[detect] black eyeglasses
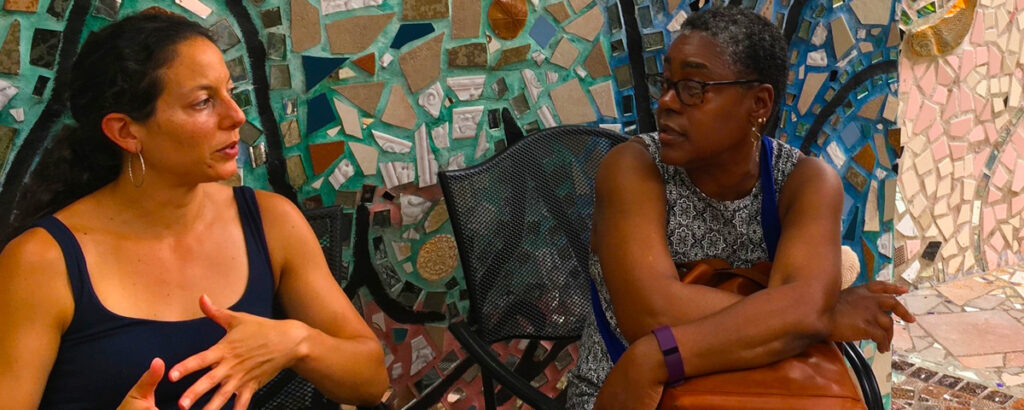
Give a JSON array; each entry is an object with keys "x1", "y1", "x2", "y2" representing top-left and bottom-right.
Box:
[{"x1": 646, "y1": 75, "x2": 760, "y2": 106}]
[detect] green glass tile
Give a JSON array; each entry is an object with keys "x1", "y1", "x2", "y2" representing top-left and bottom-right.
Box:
[
  {"x1": 796, "y1": 122, "x2": 809, "y2": 136},
  {"x1": 813, "y1": 4, "x2": 827, "y2": 18},
  {"x1": 900, "y1": 9, "x2": 912, "y2": 25},
  {"x1": 917, "y1": 2, "x2": 936, "y2": 18},
  {"x1": 856, "y1": 86, "x2": 869, "y2": 99},
  {"x1": 853, "y1": 59, "x2": 865, "y2": 71},
  {"x1": 798, "y1": 20, "x2": 811, "y2": 40}
]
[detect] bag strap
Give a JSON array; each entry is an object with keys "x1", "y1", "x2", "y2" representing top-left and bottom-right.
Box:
[
  {"x1": 590, "y1": 279, "x2": 627, "y2": 362},
  {"x1": 759, "y1": 135, "x2": 781, "y2": 261},
  {"x1": 593, "y1": 135, "x2": 782, "y2": 364}
]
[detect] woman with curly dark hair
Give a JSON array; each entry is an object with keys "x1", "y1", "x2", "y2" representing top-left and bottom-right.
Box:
[
  {"x1": 0, "y1": 13, "x2": 387, "y2": 409},
  {"x1": 565, "y1": 7, "x2": 914, "y2": 409}
]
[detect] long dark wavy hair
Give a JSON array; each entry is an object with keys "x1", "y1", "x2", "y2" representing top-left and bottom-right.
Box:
[{"x1": 1, "y1": 13, "x2": 213, "y2": 244}]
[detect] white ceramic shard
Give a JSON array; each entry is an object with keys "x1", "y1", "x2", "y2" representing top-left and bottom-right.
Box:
[
  {"x1": 328, "y1": 159, "x2": 355, "y2": 189},
  {"x1": 431, "y1": 123, "x2": 450, "y2": 148},
  {"x1": 475, "y1": 130, "x2": 488, "y2": 159},
  {"x1": 0, "y1": 79, "x2": 16, "y2": 111},
  {"x1": 401, "y1": 194, "x2": 430, "y2": 225},
  {"x1": 415, "y1": 125, "x2": 438, "y2": 187},
  {"x1": 372, "y1": 130, "x2": 412, "y2": 153},
  {"x1": 522, "y1": 70, "x2": 543, "y2": 102},
  {"x1": 9, "y1": 107, "x2": 24, "y2": 122},
  {"x1": 418, "y1": 82, "x2": 443, "y2": 118},
  {"x1": 446, "y1": 75, "x2": 486, "y2": 101},
  {"x1": 452, "y1": 106, "x2": 484, "y2": 139},
  {"x1": 176, "y1": 0, "x2": 212, "y2": 18},
  {"x1": 538, "y1": 105, "x2": 557, "y2": 128},
  {"x1": 380, "y1": 162, "x2": 415, "y2": 188},
  {"x1": 322, "y1": 0, "x2": 383, "y2": 15},
  {"x1": 448, "y1": 153, "x2": 466, "y2": 170}
]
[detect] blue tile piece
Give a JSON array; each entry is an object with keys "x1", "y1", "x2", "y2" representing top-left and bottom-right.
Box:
[
  {"x1": 302, "y1": 56, "x2": 349, "y2": 92},
  {"x1": 529, "y1": 15, "x2": 558, "y2": 48},
  {"x1": 843, "y1": 206, "x2": 860, "y2": 242},
  {"x1": 390, "y1": 23, "x2": 435, "y2": 49},
  {"x1": 840, "y1": 121, "x2": 860, "y2": 149},
  {"x1": 393, "y1": 328, "x2": 408, "y2": 344},
  {"x1": 305, "y1": 93, "x2": 337, "y2": 135}
]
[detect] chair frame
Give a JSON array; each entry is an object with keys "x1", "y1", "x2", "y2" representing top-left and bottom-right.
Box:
[{"x1": 439, "y1": 126, "x2": 883, "y2": 410}]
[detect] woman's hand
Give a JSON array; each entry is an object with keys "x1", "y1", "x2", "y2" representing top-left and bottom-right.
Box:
[
  {"x1": 828, "y1": 280, "x2": 915, "y2": 352},
  {"x1": 118, "y1": 358, "x2": 164, "y2": 410},
  {"x1": 594, "y1": 336, "x2": 665, "y2": 410},
  {"x1": 169, "y1": 295, "x2": 310, "y2": 410}
]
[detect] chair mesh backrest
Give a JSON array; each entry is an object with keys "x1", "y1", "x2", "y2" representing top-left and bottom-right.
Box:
[{"x1": 439, "y1": 126, "x2": 627, "y2": 344}]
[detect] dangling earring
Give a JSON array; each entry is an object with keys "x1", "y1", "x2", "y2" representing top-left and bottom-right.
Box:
[
  {"x1": 128, "y1": 146, "x2": 146, "y2": 188},
  {"x1": 750, "y1": 118, "x2": 764, "y2": 158}
]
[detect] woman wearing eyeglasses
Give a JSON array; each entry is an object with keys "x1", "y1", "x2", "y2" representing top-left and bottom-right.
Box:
[{"x1": 565, "y1": 7, "x2": 913, "y2": 409}]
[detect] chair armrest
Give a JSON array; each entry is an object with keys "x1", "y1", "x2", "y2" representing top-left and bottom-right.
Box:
[
  {"x1": 449, "y1": 321, "x2": 561, "y2": 410},
  {"x1": 837, "y1": 341, "x2": 883, "y2": 410}
]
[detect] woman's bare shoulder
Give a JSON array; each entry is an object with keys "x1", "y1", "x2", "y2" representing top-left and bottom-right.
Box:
[{"x1": 0, "y1": 226, "x2": 75, "y2": 327}]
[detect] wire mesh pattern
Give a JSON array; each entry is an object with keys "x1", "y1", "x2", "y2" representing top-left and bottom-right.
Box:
[
  {"x1": 303, "y1": 205, "x2": 352, "y2": 285},
  {"x1": 440, "y1": 126, "x2": 628, "y2": 344}
]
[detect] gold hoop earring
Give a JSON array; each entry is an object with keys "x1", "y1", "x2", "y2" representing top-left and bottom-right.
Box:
[{"x1": 128, "y1": 148, "x2": 146, "y2": 188}]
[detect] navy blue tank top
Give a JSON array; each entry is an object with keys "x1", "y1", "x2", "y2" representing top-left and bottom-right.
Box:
[{"x1": 35, "y1": 186, "x2": 275, "y2": 409}]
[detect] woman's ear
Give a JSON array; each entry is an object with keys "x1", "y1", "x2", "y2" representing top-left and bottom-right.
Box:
[
  {"x1": 751, "y1": 83, "x2": 775, "y2": 121},
  {"x1": 100, "y1": 113, "x2": 143, "y2": 153}
]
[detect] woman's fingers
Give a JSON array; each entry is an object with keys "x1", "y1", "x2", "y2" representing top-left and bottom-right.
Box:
[
  {"x1": 199, "y1": 294, "x2": 238, "y2": 330},
  {"x1": 878, "y1": 294, "x2": 916, "y2": 323},
  {"x1": 169, "y1": 349, "x2": 221, "y2": 382},
  {"x1": 875, "y1": 312, "x2": 895, "y2": 353},
  {"x1": 865, "y1": 280, "x2": 908, "y2": 295},
  {"x1": 128, "y1": 358, "x2": 165, "y2": 399},
  {"x1": 178, "y1": 366, "x2": 226, "y2": 410},
  {"x1": 233, "y1": 382, "x2": 257, "y2": 410},
  {"x1": 201, "y1": 380, "x2": 241, "y2": 410}
]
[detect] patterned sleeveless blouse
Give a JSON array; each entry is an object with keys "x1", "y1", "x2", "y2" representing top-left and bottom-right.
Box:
[{"x1": 565, "y1": 132, "x2": 802, "y2": 409}]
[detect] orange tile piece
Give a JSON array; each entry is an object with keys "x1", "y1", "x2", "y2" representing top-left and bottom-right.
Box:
[
  {"x1": 854, "y1": 145, "x2": 877, "y2": 171},
  {"x1": 309, "y1": 141, "x2": 346, "y2": 175},
  {"x1": 353, "y1": 53, "x2": 376, "y2": 75},
  {"x1": 3, "y1": 0, "x2": 38, "y2": 12}
]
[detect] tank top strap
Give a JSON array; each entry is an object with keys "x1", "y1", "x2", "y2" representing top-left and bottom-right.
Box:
[
  {"x1": 232, "y1": 186, "x2": 276, "y2": 307},
  {"x1": 31, "y1": 216, "x2": 89, "y2": 305}
]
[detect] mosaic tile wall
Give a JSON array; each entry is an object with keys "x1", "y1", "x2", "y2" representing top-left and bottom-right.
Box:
[
  {"x1": 889, "y1": 0, "x2": 1024, "y2": 403},
  {"x1": 0, "y1": 0, "x2": 900, "y2": 407},
  {"x1": 896, "y1": 0, "x2": 1024, "y2": 287}
]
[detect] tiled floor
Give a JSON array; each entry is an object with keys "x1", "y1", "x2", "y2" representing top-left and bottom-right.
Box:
[{"x1": 892, "y1": 264, "x2": 1024, "y2": 408}]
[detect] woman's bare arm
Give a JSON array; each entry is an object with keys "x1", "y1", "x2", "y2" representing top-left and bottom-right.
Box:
[{"x1": 0, "y1": 229, "x2": 74, "y2": 409}]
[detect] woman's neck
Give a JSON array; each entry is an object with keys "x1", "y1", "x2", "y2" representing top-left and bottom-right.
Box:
[
  {"x1": 684, "y1": 140, "x2": 761, "y2": 202},
  {"x1": 96, "y1": 173, "x2": 212, "y2": 236}
]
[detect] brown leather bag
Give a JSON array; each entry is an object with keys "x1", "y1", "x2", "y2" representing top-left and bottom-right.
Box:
[{"x1": 657, "y1": 259, "x2": 866, "y2": 410}]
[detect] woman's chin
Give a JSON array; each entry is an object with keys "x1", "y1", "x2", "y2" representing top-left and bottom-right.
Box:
[{"x1": 210, "y1": 164, "x2": 240, "y2": 183}]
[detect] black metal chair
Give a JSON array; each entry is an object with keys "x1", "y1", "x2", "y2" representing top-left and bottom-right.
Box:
[
  {"x1": 439, "y1": 125, "x2": 628, "y2": 409},
  {"x1": 438, "y1": 125, "x2": 883, "y2": 410},
  {"x1": 248, "y1": 205, "x2": 381, "y2": 410}
]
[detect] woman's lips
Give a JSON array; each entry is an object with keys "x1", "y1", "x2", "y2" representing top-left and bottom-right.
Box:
[
  {"x1": 216, "y1": 141, "x2": 239, "y2": 158},
  {"x1": 658, "y1": 130, "x2": 685, "y2": 144}
]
